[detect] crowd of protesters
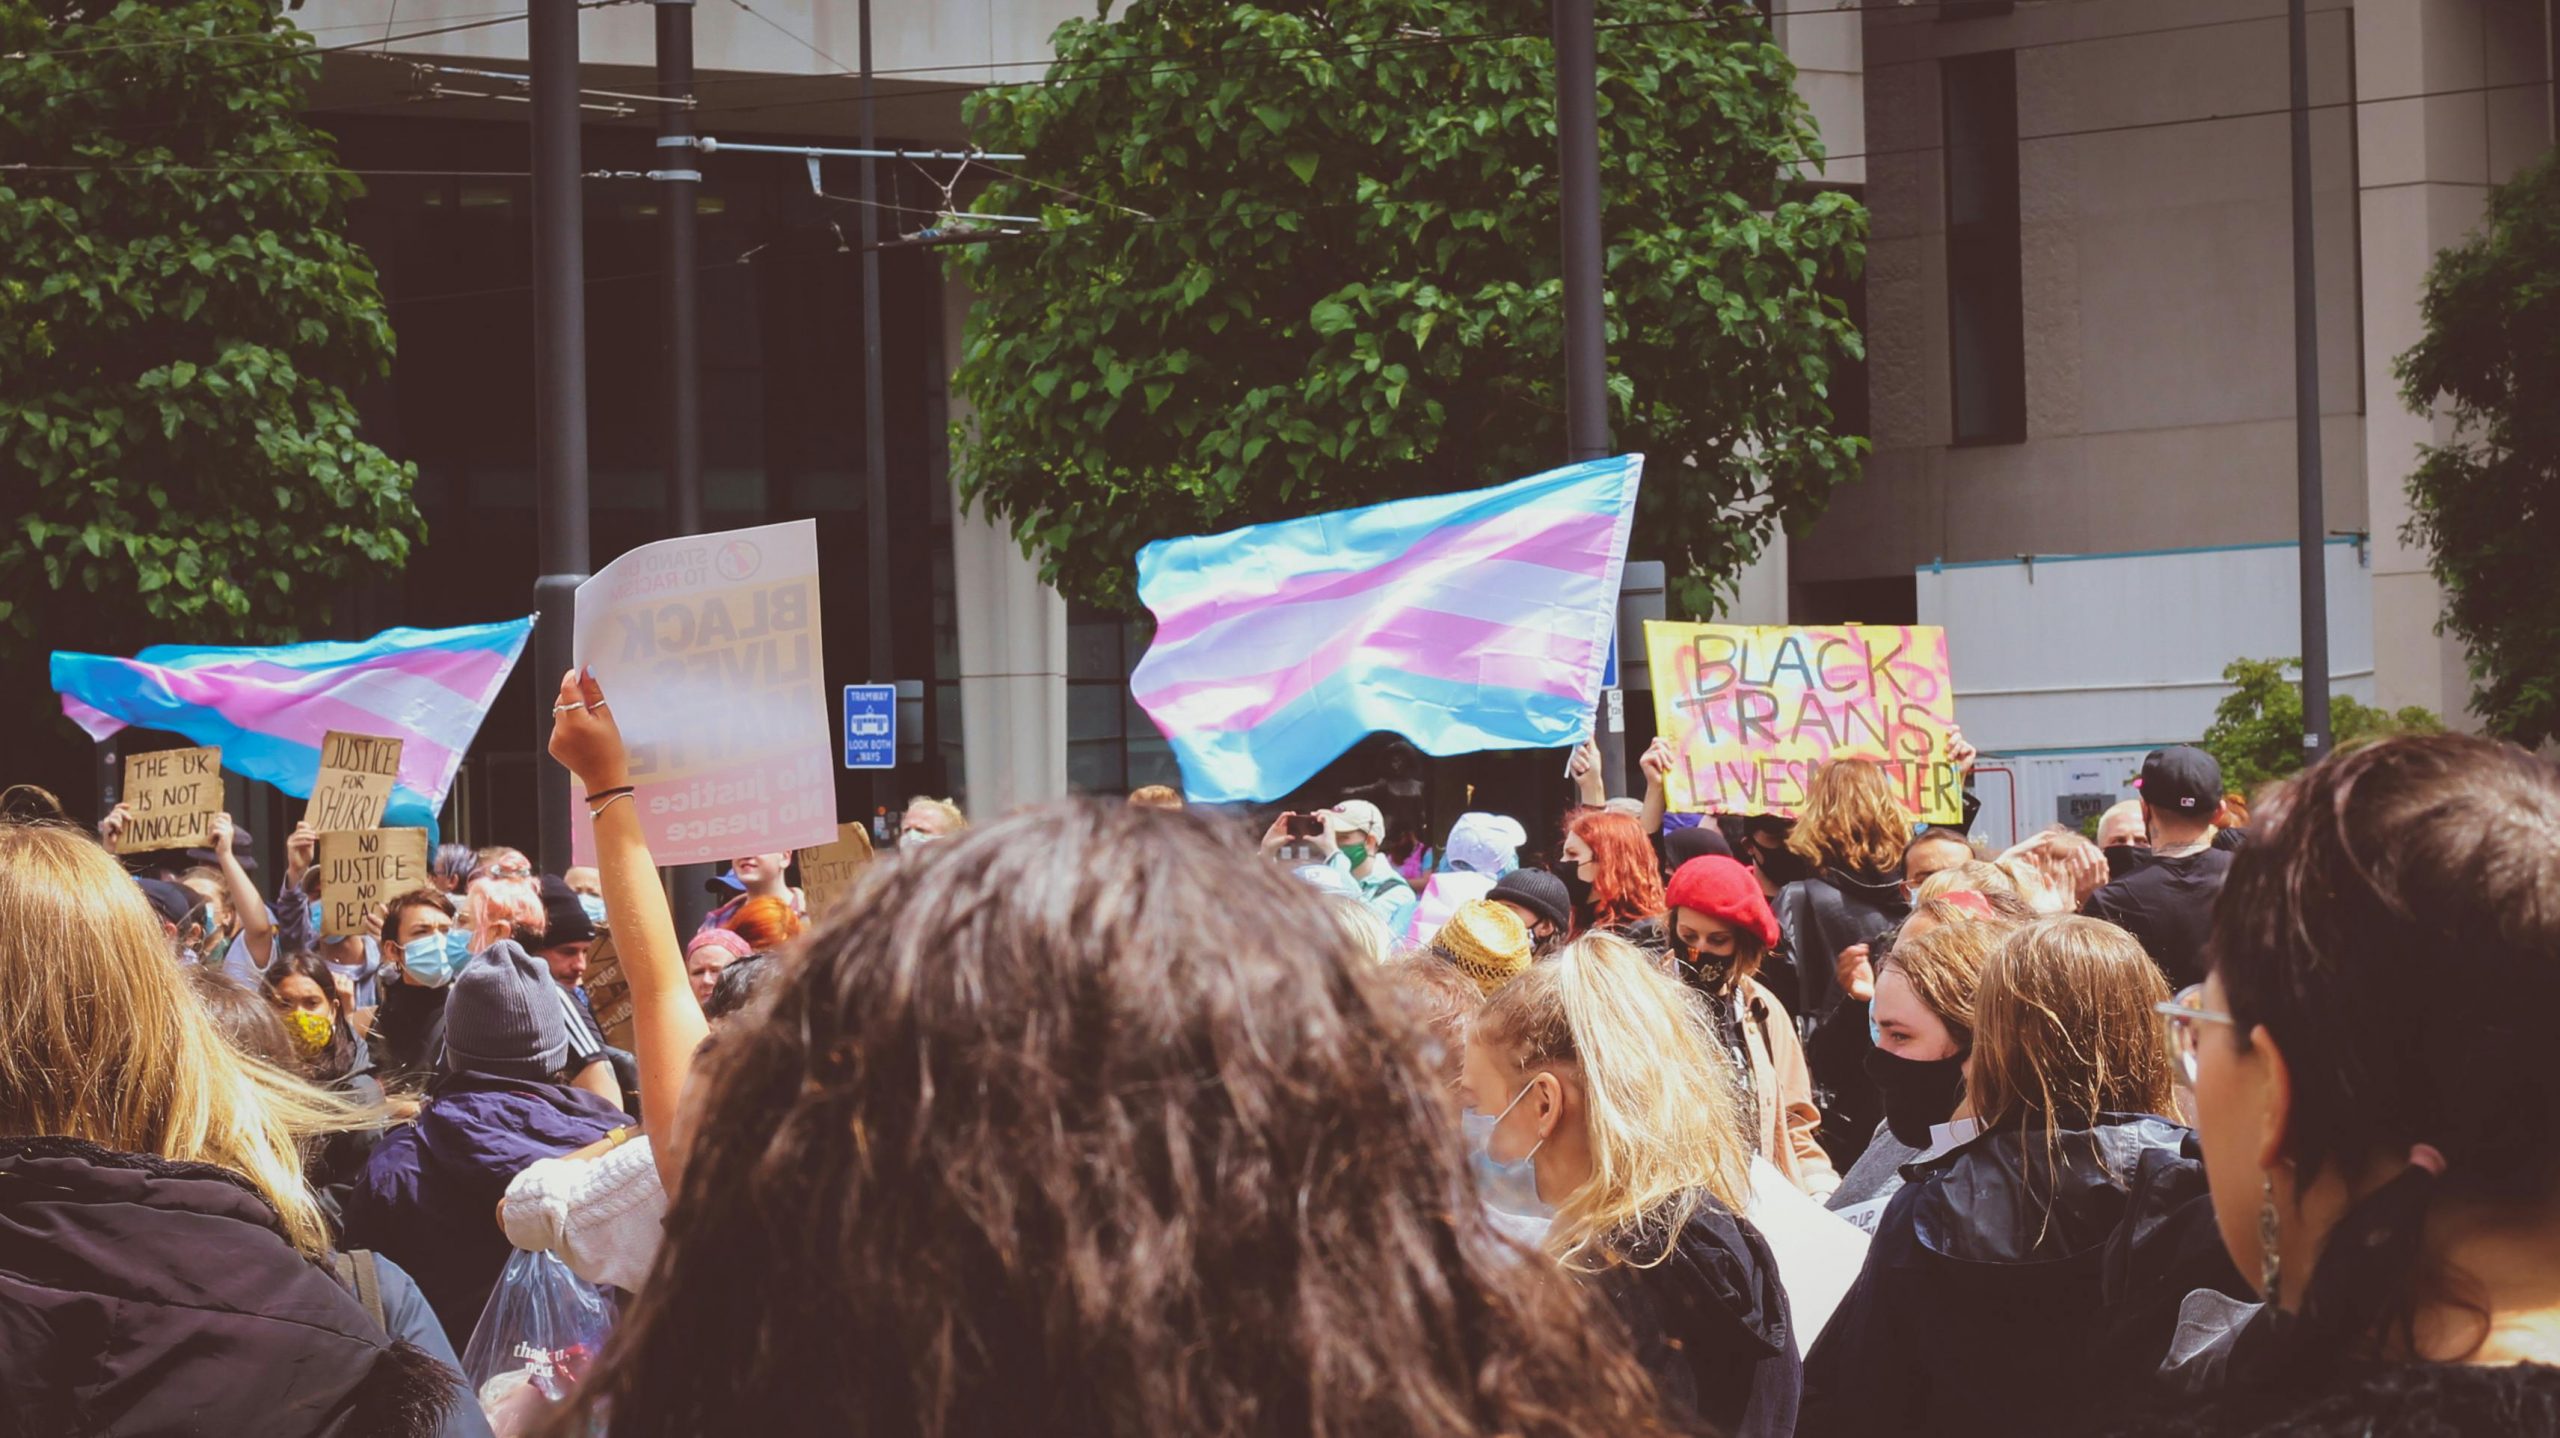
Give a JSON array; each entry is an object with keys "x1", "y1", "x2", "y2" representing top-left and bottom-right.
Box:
[{"x1": 1, "y1": 674, "x2": 2555, "y2": 1436}]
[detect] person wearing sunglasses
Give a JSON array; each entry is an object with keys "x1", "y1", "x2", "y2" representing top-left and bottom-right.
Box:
[{"x1": 2152, "y1": 735, "x2": 2560, "y2": 1432}]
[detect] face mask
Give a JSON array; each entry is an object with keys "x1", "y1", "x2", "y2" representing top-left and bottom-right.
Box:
[
  {"x1": 1678, "y1": 940, "x2": 1737, "y2": 993},
  {"x1": 1554, "y1": 865, "x2": 1593, "y2": 916},
  {"x1": 2103, "y1": 843, "x2": 2153, "y2": 883},
  {"x1": 1338, "y1": 839, "x2": 1370, "y2": 868},
  {"x1": 899, "y1": 830, "x2": 936, "y2": 852},
  {"x1": 1463, "y1": 1082, "x2": 1555, "y2": 1219},
  {"x1": 401, "y1": 931, "x2": 465, "y2": 988},
  {"x1": 286, "y1": 1008, "x2": 334, "y2": 1056},
  {"x1": 578, "y1": 892, "x2": 608, "y2": 926},
  {"x1": 1865, "y1": 1044, "x2": 1968, "y2": 1149}
]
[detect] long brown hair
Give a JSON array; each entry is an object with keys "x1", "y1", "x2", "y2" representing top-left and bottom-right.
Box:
[
  {"x1": 548, "y1": 801, "x2": 1676, "y2": 1438},
  {"x1": 0, "y1": 822, "x2": 366, "y2": 1255},
  {"x1": 1967, "y1": 916, "x2": 2179, "y2": 1187},
  {"x1": 1567, "y1": 810, "x2": 1665, "y2": 934},
  {"x1": 1787, "y1": 758, "x2": 1911, "y2": 875}
]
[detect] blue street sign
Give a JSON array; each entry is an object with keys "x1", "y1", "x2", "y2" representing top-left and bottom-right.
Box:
[
  {"x1": 843, "y1": 684, "x2": 897, "y2": 769},
  {"x1": 1602, "y1": 635, "x2": 1619, "y2": 689}
]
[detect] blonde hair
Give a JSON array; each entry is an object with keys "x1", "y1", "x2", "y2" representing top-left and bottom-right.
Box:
[
  {"x1": 1327, "y1": 895, "x2": 1396, "y2": 965},
  {"x1": 1914, "y1": 859, "x2": 2021, "y2": 904},
  {"x1": 0, "y1": 823, "x2": 368, "y2": 1255},
  {"x1": 906, "y1": 796, "x2": 968, "y2": 832},
  {"x1": 1787, "y1": 759, "x2": 1912, "y2": 875},
  {"x1": 1876, "y1": 901, "x2": 2013, "y2": 1052},
  {"x1": 1472, "y1": 933, "x2": 1752, "y2": 1271},
  {"x1": 1968, "y1": 917, "x2": 2180, "y2": 1192},
  {"x1": 1126, "y1": 785, "x2": 1184, "y2": 811}
]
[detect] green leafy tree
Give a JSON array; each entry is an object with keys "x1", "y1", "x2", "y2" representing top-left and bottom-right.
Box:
[
  {"x1": 0, "y1": 0, "x2": 419, "y2": 658},
  {"x1": 2394, "y1": 150, "x2": 2560, "y2": 746},
  {"x1": 952, "y1": 0, "x2": 1866, "y2": 614},
  {"x1": 2200, "y1": 657, "x2": 2443, "y2": 794}
]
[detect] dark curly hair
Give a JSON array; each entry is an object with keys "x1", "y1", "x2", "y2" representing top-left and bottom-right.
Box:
[
  {"x1": 546, "y1": 801, "x2": 1677, "y2": 1437},
  {"x1": 2211, "y1": 733, "x2": 2560, "y2": 1367}
]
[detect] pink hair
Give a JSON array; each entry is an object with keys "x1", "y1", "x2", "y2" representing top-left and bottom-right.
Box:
[{"x1": 463, "y1": 875, "x2": 546, "y2": 951}]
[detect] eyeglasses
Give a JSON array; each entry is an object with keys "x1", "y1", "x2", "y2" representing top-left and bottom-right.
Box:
[{"x1": 2156, "y1": 984, "x2": 2235, "y2": 1085}]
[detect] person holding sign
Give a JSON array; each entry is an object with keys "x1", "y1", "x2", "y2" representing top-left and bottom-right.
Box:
[{"x1": 1775, "y1": 761, "x2": 1918, "y2": 1172}]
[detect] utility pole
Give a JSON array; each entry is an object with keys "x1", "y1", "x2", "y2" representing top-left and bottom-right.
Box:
[
  {"x1": 1553, "y1": 0, "x2": 1626, "y2": 798},
  {"x1": 857, "y1": 0, "x2": 896, "y2": 823},
  {"x1": 2287, "y1": 0, "x2": 2332, "y2": 761},
  {"x1": 530, "y1": 0, "x2": 591, "y2": 872},
  {"x1": 656, "y1": 0, "x2": 701, "y2": 536}
]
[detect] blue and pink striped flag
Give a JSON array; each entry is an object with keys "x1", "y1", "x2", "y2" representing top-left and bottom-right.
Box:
[
  {"x1": 50, "y1": 617, "x2": 535, "y2": 831},
  {"x1": 1133, "y1": 455, "x2": 1643, "y2": 803}
]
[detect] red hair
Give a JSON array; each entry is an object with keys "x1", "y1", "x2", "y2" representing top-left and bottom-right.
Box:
[
  {"x1": 1569, "y1": 811, "x2": 1665, "y2": 935},
  {"x1": 730, "y1": 895, "x2": 805, "y2": 954}
]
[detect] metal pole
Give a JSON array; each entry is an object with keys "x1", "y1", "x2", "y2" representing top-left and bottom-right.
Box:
[
  {"x1": 2288, "y1": 0, "x2": 2331, "y2": 762},
  {"x1": 531, "y1": 0, "x2": 591, "y2": 871},
  {"x1": 656, "y1": 0, "x2": 701, "y2": 537},
  {"x1": 858, "y1": 0, "x2": 896, "y2": 817},
  {"x1": 1553, "y1": 0, "x2": 1625, "y2": 798}
]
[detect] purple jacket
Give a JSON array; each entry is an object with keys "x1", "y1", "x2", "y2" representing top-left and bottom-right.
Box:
[{"x1": 344, "y1": 1071, "x2": 625, "y2": 1345}]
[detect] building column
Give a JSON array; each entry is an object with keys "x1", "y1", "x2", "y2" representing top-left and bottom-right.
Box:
[
  {"x1": 941, "y1": 272, "x2": 1070, "y2": 815},
  {"x1": 2355, "y1": 0, "x2": 2553, "y2": 725}
]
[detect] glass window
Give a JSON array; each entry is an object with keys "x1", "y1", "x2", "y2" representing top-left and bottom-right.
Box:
[{"x1": 1942, "y1": 50, "x2": 2025, "y2": 445}]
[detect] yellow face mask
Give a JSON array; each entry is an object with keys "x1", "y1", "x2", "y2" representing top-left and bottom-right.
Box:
[{"x1": 286, "y1": 1007, "x2": 333, "y2": 1056}]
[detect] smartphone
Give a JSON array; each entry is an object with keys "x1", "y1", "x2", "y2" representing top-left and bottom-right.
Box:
[{"x1": 1284, "y1": 812, "x2": 1325, "y2": 839}]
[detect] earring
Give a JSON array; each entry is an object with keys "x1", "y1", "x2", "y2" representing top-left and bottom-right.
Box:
[{"x1": 2258, "y1": 1172, "x2": 2282, "y2": 1307}]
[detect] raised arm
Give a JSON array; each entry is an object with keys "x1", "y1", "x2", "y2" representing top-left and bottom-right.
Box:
[
  {"x1": 210, "y1": 814, "x2": 273, "y2": 967},
  {"x1": 546, "y1": 667, "x2": 704, "y2": 1193}
]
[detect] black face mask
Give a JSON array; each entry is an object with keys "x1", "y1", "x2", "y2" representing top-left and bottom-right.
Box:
[
  {"x1": 1674, "y1": 942, "x2": 1738, "y2": 995},
  {"x1": 1749, "y1": 843, "x2": 1815, "y2": 889},
  {"x1": 1865, "y1": 1044, "x2": 1966, "y2": 1149},
  {"x1": 1555, "y1": 865, "x2": 1593, "y2": 917},
  {"x1": 2103, "y1": 843, "x2": 2153, "y2": 883}
]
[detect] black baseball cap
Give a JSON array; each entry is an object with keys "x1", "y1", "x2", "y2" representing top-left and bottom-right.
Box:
[
  {"x1": 135, "y1": 877, "x2": 197, "y2": 928},
  {"x1": 2137, "y1": 746, "x2": 2223, "y2": 815}
]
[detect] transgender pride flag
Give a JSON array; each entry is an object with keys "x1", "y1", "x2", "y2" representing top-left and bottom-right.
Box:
[
  {"x1": 1133, "y1": 455, "x2": 1642, "y2": 803},
  {"x1": 50, "y1": 617, "x2": 535, "y2": 831}
]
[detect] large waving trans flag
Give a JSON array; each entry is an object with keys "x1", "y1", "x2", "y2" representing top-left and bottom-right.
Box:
[
  {"x1": 50, "y1": 617, "x2": 535, "y2": 832},
  {"x1": 1133, "y1": 455, "x2": 1642, "y2": 803}
]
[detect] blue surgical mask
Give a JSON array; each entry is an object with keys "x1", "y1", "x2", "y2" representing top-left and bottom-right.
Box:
[
  {"x1": 578, "y1": 892, "x2": 607, "y2": 926},
  {"x1": 401, "y1": 930, "x2": 467, "y2": 988},
  {"x1": 1464, "y1": 1082, "x2": 1554, "y2": 1221}
]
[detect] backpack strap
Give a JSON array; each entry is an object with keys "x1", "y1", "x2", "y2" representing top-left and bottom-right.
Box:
[{"x1": 331, "y1": 1247, "x2": 390, "y2": 1334}]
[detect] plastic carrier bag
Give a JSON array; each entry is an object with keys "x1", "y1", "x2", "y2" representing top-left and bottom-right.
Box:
[{"x1": 461, "y1": 1247, "x2": 617, "y2": 1437}]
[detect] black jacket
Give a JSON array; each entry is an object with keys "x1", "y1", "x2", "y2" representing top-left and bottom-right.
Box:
[
  {"x1": 1590, "y1": 1198, "x2": 1802, "y2": 1438},
  {"x1": 2083, "y1": 847, "x2": 2234, "y2": 990},
  {"x1": 1800, "y1": 1115, "x2": 2249, "y2": 1438},
  {"x1": 0, "y1": 1136, "x2": 459, "y2": 1438},
  {"x1": 1779, "y1": 864, "x2": 1908, "y2": 1166},
  {"x1": 373, "y1": 979, "x2": 452, "y2": 1087}
]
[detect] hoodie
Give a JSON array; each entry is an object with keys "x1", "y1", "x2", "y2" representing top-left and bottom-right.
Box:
[
  {"x1": 1798, "y1": 1115, "x2": 2249, "y2": 1438},
  {"x1": 1778, "y1": 863, "x2": 1909, "y2": 1169},
  {"x1": 0, "y1": 1136, "x2": 461, "y2": 1438},
  {"x1": 1590, "y1": 1197, "x2": 1802, "y2": 1438},
  {"x1": 344, "y1": 1070, "x2": 625, "y2": 1345}
]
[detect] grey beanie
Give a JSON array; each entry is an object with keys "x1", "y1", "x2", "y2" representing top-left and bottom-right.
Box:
[{"x1": 442, "y1": 940, "x2": 570, "y2": 1081}]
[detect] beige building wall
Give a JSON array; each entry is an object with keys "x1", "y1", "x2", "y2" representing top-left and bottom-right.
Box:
[{"x1": 1804, "y1": 0, "x2": 2552, "y2": 732}]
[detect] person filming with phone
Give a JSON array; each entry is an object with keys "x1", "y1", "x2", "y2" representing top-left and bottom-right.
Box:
[{"x1": 1260, "y1": 801, "x2": 1418, "y2": 937}]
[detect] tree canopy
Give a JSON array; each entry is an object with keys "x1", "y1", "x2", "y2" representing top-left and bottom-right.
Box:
[
  {"x1": 951, "y1": 0, "x2": 1866, "y2": 616},
  {"x1": 2200, "y1": 657, "x2": 2442, "y2": 794},
  {"x1": 2394, "y1": 150, "x2": 2560, "y2": 747},
  {"x1": 0, "y1": 0, "x2": 418, "y2": 659}
]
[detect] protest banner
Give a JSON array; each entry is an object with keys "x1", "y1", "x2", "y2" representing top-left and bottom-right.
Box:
[
  {"x1": 113, "y1": 745, "x2": 223, "y2": 854},
  {"x1": 316, "y1": 828, "x2": 429, "y2": 938},
  {"x1": 1644, "y1": 621, "x2": 1963, "y2": 824},
  {"x1": 797, "y1": 823, "x2": 875, "y2": 916},
  {"x1": 572, "y1": 519, "x2": 838, "y2": 866},
  {"x1": 306, "y1": 731, "x2": 404, "y2": 832}
]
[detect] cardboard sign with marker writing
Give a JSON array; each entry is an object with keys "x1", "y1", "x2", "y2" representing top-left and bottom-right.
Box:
[
  {"x1": 307, "y1": 731, "x2": 404, "y2": 832},
  {"x1": 317, "y1": 828, "x2": 429, "y2": 938},
  {"x1": 582, "y1": 936, "x2": 635, "y2": 1051},
  {"x1": 797, "y1": 822, "x2": 875, "y2": 916},
  {"x1": 114, "y1": 746, "x2": 224, "y2": 854}
]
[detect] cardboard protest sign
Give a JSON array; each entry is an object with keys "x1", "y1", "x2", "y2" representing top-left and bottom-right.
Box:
[
  {"x1": 1644, "y1": 621, "x2": 1963, "y2": 824},
  {"x1": 572, "y1": 519, "x2": 838, "y2": 866},
  {"x1": 582, "y1": 936, "x2": 635, "y2": 1051},
  {"x1": 316, "y1": 828, "x2": 429, "y2": 938},
  {"x1": 306, "y1": 731, "x2": 404, "y2": 832},
  {"x1": 114, "y1": 746, "x2": 224, "y2": 854},
  {"x1": 797, "y1": 822, "x2": 875, "y2": 916}
]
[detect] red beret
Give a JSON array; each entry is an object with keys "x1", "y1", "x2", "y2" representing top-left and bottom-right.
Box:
[{"x1": 1664, "y1": 856, "x2": 1781, "y2": 952}]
